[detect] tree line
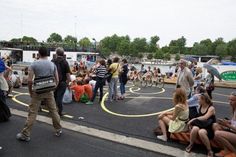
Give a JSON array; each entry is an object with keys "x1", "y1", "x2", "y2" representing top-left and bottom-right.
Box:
[{"x1": 1, "y1": 33, "x2": 236, "y2": 61}]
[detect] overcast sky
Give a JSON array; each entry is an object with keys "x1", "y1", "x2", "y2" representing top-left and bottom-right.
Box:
[{"x1": 0, "y1": 0, "x2": 235, "y2": 46}]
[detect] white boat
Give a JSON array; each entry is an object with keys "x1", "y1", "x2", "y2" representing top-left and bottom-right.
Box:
[
  {"x1": 0, "y1": 47, "x2": 99, "y2": 67},
  {"x1": 187, "y1": 55, "x2": 236, "y2": 81}
]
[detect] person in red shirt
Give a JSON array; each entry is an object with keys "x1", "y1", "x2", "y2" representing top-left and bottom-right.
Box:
[
  {"x1": 83, "y1": 79, "x2": 93, "y2": 100},
  {"x1": 70, "y1": 80, "x2": 85, "y2": 102}
]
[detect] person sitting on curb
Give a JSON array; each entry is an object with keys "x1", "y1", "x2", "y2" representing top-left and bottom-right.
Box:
[
  {"x1": 157, "y1": 88, "x2": 189, "y2": 141},
  {"x1": 213, "y1": 92, "x2": 236, "y2": 157},
  {"x1": 186, "y1": 93, "x2": 216, "y2": 157}
]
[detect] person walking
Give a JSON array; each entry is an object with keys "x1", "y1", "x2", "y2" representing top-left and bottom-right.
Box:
[
  {"x1": 52, "y1": 47, "x2": 71, "y2": 116},
  {"x1": 176, "y1": 59, "x2": 194, "y2": 98},
  {"x1": 16, "y1": 47, "x2": 62, "y2": 142}
]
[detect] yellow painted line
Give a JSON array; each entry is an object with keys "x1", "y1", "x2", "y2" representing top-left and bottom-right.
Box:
[
  {"x1": 129, "y1": 87, "x2": 165, "y2": 95},
  {"x1": 101, "y1": 92, "x2": 174, "y2": 118},
  {"x1": 12, "y1": 93, "x2": 29, "y2": 107},
  {"x1": 11, "y1": 92, "x2": 74, "y2": 119}
]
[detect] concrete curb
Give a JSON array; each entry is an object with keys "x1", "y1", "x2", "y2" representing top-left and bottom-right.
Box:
[{"x1": 11, "y1": 108, "x2": 205, "y2": 157}]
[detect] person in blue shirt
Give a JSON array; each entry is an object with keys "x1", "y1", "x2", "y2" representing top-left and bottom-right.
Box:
[{"x1": 188, "y1": 86, "x2": 206, "y2": 119}]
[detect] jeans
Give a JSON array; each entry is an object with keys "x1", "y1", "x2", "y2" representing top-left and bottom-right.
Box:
[
  {"x1": 120, "y1": 82, "x2": 125, "y2": 95},
  {"x1": 21, "y1": 91, "x2": 61, "y2": 136},
  {"x1": 91, "y1": 77, "x2": 104, "y2": 102},
  {"x1": 108, "y1": 77, "x2": 118, "y2": 101},
  {"x1": 54, "y1": 82, "x2": 67, "y2": 115}
]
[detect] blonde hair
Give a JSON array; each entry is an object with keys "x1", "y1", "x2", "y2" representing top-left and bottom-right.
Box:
[
  {"x1": 196, "y1": 67, "x2": 202, "y2": 74},
  {"x1": 173, "y1": 88, "x2": 187, "y2": 105}
]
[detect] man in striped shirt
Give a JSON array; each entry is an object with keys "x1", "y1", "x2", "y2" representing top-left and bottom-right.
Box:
[{"x1": 86, "y1": 59, "x2": 107, "y2": 105}]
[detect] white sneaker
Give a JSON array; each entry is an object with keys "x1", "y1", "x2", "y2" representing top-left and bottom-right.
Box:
[{"x1": 157, "y1": 135, "x2": 167, "y2": 141}]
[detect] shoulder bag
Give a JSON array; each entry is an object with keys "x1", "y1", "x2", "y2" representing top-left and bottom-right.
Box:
[{"x1": 33, "y1": 75, "x2": 57, "y2": 94}]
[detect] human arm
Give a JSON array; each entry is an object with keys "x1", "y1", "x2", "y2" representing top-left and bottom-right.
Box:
[
  {"x1": 171, "y1": 105, "x2": 184, "y2": 120},
  {"x1": 27, "y1": 67, "x2": 34, "y2": 97},
  {"x1": 188, "y1": 106, "x2": 215, "y2": 125}
]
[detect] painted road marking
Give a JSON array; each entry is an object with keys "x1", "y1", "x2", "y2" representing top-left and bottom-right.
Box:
[
  {"x1": 129, "y1": 87, "x2": 165, "y2": 95},
  {"x1": 101, "y1": 92, "x2": 174, "y2": 118},
  {"x1": 11, "y1": 91, "x2": 74, "y2": 119}
]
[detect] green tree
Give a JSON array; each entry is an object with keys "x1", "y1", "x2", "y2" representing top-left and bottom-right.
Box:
[
  {"x1": 169, "y1": 36, "x2": 186, "y2": 54},
  {"x1": 212, "y1": 37, "x2": 225, "y2": 53},
  {"x1": 191, "y1": 42, "x2": 208, "y2": 55},
  {"x1": 164, "y1": 53, "x2": 171, "y2": 60},
  {"x1": 10, "y1": 38, "x2": 22, "y2": 43},
  {"x1": 22, "y1": 36, "x2": 38, "y2": 44},
  {"x1": 199, "y1": 39, "x2": 213, "y2": 55},
  {"x1": 154, "y1": 49, "x2": 164, "y2": 59},
  {"x1": 215, "y1": 43, "x2": 228, "y2": 59},
  {"x1": 147, "y1": 53, "x2": 153, "y2": 60},
  {"x1": 100, "y1": 36, "x2": 112, "y2": 56},
  {"x1": 148, "y1": 36, "x2": 160, "y2": 53},
  {"x1": 175, "y1": 53, "x2": 180, "y2": 61},
  {"x1": 47, "y1": 33, "x2": 62, "y2": 43},
  {"x1": 132, "y1": 37, "x2": 148, "y2": 53},
  {"x1": 64, "y1": 35, "x2": 77, "y2": 49},
  {"x1": 78, "y1": 37, "x2": 91, "y2": 51},
  {"x1": 227, "y1": 39, "x2": 236, "y2": 61},
  {"x1": 117, "y1": 39, "x2": 130, "y2": 56}
]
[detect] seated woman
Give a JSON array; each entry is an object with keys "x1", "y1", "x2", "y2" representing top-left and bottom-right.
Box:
[
  {"x1": 213, "y1": 92, "x2": 236, "y2": 157},
  {"x1": 186, "y1": 93, "x2": 216, "y2": 157},
  {"x1": 157, "y1": 88, "x2": 189, "y2": 141},
  {"x1": 144, "y1": 66, "x2": 153, "y2": 81}
]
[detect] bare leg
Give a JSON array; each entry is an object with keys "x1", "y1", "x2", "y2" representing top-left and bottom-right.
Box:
[
  {"x1": 215, "y1": 130, "x2": 236, "y2": 153},
  {"x1": 198, "y1": 129, "x2": 213, "y2": 157},
  {"x1": 186, "y1": 126, "x2": 200, "y2": 152},
  {"x1": 158, "y1": 116, "x2": 171, "y2": 139}
]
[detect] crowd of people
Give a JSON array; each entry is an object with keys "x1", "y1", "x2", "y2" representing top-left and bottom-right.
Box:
[
  {"x1": 154, "y1": 59, "x2": 236, "y2": 157},
  {"x1": 0, "y1": 47, "x2": 235, "y2": 157}
]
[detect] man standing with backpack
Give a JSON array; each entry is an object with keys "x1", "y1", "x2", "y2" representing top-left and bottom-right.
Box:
[{"x1": 52, "y1": 47, "x2": 71, "y2": 116}]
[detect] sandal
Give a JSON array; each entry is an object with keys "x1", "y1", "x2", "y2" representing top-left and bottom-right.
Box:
[
  {"x1": 207, "y1": 150, "x2": 214, "y2": 157},
  {"x1": 215, "y1": 150, "x2": 230, "y2": 157},
  {"x1": 185, "y1": 144, "x2": 194, "y2": 153}
]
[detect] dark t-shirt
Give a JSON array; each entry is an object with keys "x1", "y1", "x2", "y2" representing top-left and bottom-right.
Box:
[{"x1": 52, "y1": 57, "x2": 70, "y2": 82}]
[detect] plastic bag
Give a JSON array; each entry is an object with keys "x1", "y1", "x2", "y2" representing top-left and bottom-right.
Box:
[{"x1": 63, "y1": 88, "x2": 72, "y2": 104}]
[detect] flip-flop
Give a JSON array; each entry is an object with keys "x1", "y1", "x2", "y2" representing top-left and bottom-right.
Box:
[{"x1": 185, "y1": 144, "x2": 194, "y2": 153}]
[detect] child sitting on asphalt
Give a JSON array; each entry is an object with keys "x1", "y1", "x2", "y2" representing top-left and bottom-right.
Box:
[
  {"x1": 83, "y1": 79, "x2": 93, "y2": 100},
  {"x1": 70, "y1": 80, "x2": 85, "y2": 102}
]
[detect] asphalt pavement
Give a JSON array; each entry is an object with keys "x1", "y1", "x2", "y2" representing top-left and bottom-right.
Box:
[
  {"x1": 1, "y1": 82, "x2": 235, "y2": 157},
  {"x1": 0, "y1": 116, "x2": 171, "y2": 157}
]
